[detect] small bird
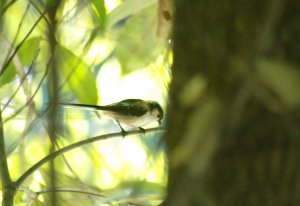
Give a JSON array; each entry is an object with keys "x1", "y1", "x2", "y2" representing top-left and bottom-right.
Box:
[{"x1": 57, "y1": 99, "x2": 164, "y2": 136}]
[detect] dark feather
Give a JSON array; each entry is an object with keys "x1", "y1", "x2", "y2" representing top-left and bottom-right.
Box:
[
  {"x1": 57, "y1": 99, "x2": 148, "y2": 117},
  {"x1": 102, "y1": 105, "x2": 147, "y2": 116},
  {"x1": 56, "y1": 103, "x2": 104, "y2": 110},
  {"x1": 105, "y1": 99, "x2": 148, "y2": 117},
  {"x1": 118, "y1": 99, "x2": 145, "y2": 104}
]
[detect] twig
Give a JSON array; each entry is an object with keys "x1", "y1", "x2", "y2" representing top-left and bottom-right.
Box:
[
  {"x1": 29, "y1": 0, "x2": 51, "y2": 26},
  {"x1": 19, "y1": 185, "x2": 104, "y2": 205},
  {"x1": 0, "y1": 9, "x2": 46, "y2": 77},
  {"x1": 2, "y1": 4, "x2": 30, "y2": 69},
  {"x1": 1, "y1": 55, "x2": 52, "y2": 125},
  {"x1": 19, "y1": 185, "x2": 46, "y2": 206},
  {"x1": 2, "y1": 49, "x2": 40, "y2": 111},
  {"x1": 2, "y1": 0, "x2": 18, "y2": 15},
  {"x1": 37, "y1": 187, "x2": 105, "y2": 198},
  {"x1": 33, "y1": 107, "x2": 84, "y2": 185},
  {"x1": 15, "y1": 127, "x2": 167, "y2": 188},
  {"x1": 59, "y1": 0, "x2": 84, "y2": 23}
]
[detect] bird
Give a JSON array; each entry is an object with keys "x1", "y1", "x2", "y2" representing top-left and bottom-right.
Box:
[{"x1": 56, "y1": 99, "x2": 164, "y2": 136}]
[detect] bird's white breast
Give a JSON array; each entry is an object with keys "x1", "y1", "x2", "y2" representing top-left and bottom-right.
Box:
[{"x1": 103, "y1": 111, "x2": 157, "y2": 128}]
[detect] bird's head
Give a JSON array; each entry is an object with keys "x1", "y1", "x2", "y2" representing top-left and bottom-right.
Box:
[{"x1": 148, "y1": 101, "x2": 164, "y2": 125}]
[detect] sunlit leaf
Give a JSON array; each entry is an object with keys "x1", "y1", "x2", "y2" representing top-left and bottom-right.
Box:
[
  {"x1": 0, "y1": 62, "x2": 16, "y2": 87},
  {"x1": 115, "y1": 4, "x2": 167, "y2": 74},
  {"x1": 56, "y1": 45, "x2": 99, "y2": 104},
  {"x1": 45, "y1": 0, "x2": 56, "y2": 8},
  {"x1": 18, "y1": 37, "x2": 40, "y2": 66},
  {"x1": 86, "y1": 0, "x2": 155, "y2": 49},
  {"x1": 90, "y1": 0, "x2": 107, "y2": 31},
  {"x1": 98, "y1": 181, "x2": 166, "y2": 205},
  {"x1": 106, "y1": 0, "x2": 156, "y2": 29},
  {"x1": 0, "y1": 38, "x2": 40, "y2": 87}
]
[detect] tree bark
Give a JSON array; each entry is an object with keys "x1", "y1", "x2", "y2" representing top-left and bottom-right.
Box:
[{"x1": 166, "y1": 0, "x2": 300, "y2": 205}]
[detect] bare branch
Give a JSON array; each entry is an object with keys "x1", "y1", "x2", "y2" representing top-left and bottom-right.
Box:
[{"x1": 15, "y1": 127, "x2": 167, "y2": 188}]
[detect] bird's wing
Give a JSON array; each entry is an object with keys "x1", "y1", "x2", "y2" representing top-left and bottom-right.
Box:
[
  {"x1": 105, "y1": 99, "x2": 148, "y2": 117},
  {"x1": 117, "y1": 99, "x2": 144, "y2": 105}
]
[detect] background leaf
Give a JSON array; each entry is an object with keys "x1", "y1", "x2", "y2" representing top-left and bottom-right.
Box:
[
  {"x1": 18, "y1": 37, "x2": 40, "y2": 66},
  {"x1": 86, "y1": 0, "x2": 156, "y2": 51},
  {"x1": 90, "y1": 0, "x2": 107, "y2": 31},
  {"x1": 0, "y1": 38, "x2": 39, "y2": 87},
  {"x1": 56, "y1": 45, "x2": 99, "y2": 104},
  {"x1": 115, "y1": 4, "x2": 167, "y2": 74},
  {"x1": 106, "y1": 0, "x2": 156, "y2": 29},
  {"x1": 0, "y1": 61, "x2": 16, "y2": 87}
]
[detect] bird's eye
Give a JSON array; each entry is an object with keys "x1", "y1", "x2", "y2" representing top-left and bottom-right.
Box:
[{"x1": 157, "y1": 115, "x2": 161, "y2": 118}]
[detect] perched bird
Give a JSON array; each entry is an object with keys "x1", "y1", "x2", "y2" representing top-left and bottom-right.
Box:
[{"x1": 57, "y1": 99, "x2": 164, "y2": 136}]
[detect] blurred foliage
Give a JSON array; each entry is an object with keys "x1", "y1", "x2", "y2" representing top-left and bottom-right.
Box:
[
  {"x1": 115, "y1": 3, "x2": 167, "y2": 74},
  {"x1": 0, "y1": 37, "x2": 40, "y2": 87},
  {"x1": 0, "y1": 0, "x2": 171, "y2": 205},
  {"x1": 56, "y1": 44, "x2": 99, "y2": 104}
]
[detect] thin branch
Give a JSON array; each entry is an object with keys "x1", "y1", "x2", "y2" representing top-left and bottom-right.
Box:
[
  {"x1": 33, "y1": 107, "x2": 85, "y2": 185},
  {"x1": 37, "y1": 187, "x2": 106, "y2": 198},
  {"x1": 0, "y1": 9, "x2": 46, "y2": 77},
  {"x1": 20, "y1": 185, "x2": 103, "y2": 205},
  {"x1": 2, "y1": 55, "x2": 52, "y2": 125},
  {"x1": 19, "y1": 185, "x2": 46, "y2": 206},
  {"x1": 2, "y1": 4, "x2": 30, "y2": 68},
  {"x1": 15, "y1": 127, "x2": 167, "y2": 188},
  {"x1": 19, "y1": 108, "x2": 34, "y2": 173},
  {"x1": 59, "y1": 0, "x2": 84, "y2": 23},
  {"x1": 2, "y1": 0, "x2": 18, "y2": 15},
  {"x1": 29, "y1": 0, "x2": 51, "y2": 26},
  {"x1": 2, "y1": 49, "x2": 40, "y2": 111}
]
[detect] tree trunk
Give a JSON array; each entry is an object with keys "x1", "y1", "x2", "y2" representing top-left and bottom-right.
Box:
[{"x1": 166, "y1": 0, "x2": 300, "y2": 205}]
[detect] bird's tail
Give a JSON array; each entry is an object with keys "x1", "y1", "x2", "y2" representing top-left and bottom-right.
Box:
[{"x1": 55, "y1": 103, "x2": 106, "y2": 111}]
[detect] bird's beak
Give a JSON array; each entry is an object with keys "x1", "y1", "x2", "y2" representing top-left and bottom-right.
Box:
[{"x1": 158, "y1": 121, "x2": 161, "y2": 125}]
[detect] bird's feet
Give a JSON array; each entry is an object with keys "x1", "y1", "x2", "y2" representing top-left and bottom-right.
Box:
[
  {"x1": 120, "y1": 129, "x2": 128, "y2": 138},
  {"x1": 139, "y1": 127, "x2": 146, "y2": 135},
  {"x1": 117, "y1": 121, "x2": 127, "y2": 138}
]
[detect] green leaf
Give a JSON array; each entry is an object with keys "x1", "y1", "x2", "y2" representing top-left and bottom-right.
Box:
[
  {"x1": 18, "y1": 37, "x2": 40, "y2": 66},
  {"x1": 85, "y1": 0, "x2": 107, "y2": 48},
  {"x1": 0, "y1": 38, "x2": 39, "y2": 87},
  {"x1": 90, "y1": 0, "x2": 107, "y2": 30},
  {"x1": 86, "y1": 0, "x2": 156, "y2": 49},
  {"x1": 99, "y1": 181, "x2": 166, "y2": 205},
  {"x1": 106, "y1": 0, "x2": 156, "y2": 29},
  {"x1": 0, "y1": 61, "x2": 17, "y2": 87},
  {"x1": 115, "y1": 4, "x2": 167, "y2": 74},
  {"x1": 56, "y1": 45, "x2": 99, "y2": 105}
]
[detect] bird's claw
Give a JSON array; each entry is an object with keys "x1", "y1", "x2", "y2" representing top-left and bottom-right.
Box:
[
  {"x1": 117, "y1": 121, "x2": 127, "y2": 138},
  {"x1": 121, "y1": 130, "x2": 127, "y2": 138},
  {"x1": 139, "y1": 127, "x2": 146, "y2": 135}
]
